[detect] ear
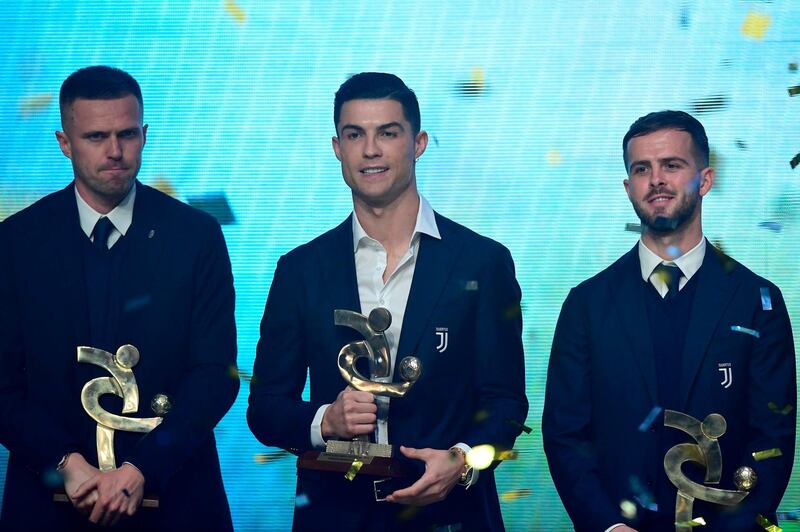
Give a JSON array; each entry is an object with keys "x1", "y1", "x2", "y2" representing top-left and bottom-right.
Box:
[
  {"x1": 332, "y1": 135, "x2": 342, "y2": 162},
  {"x1": 623, "y1": 178, "x2": 631, "y2": 199},
  {"x1": 55, "y1": 130, "x2": 72, "y2": 160},
  {"x1": 414, "y1": 130, "x2": 428, "y2": 159},
  {"x1": 142, "y1": 124, "x2": 148, "y2": 148},
  {"x1": 698, "y1": 167, "x2": 714, "y2": 197}
]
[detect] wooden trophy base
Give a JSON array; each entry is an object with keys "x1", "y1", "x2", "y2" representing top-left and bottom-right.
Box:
[{"x1": 53, "y1": 487, "x2": 159, "y2": 508}]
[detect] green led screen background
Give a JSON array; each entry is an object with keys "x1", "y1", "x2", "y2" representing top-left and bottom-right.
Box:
[{"x1": 1, "y1": 1, "x2": 799, "y2": 529}]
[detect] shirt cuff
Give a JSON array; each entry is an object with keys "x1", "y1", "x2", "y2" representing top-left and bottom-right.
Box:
[
  {"x1": 605, "y1": 524, "x2": 626, "y2": 532},
  {"x1": 451, "y1": 442, "x2": 479, "y2": 488},
  {"x1": 121, "y1": 461, "x2": 142, "y2": 475},
  {"x1": 310, "y1": 404, "x2": 330, "y2": 449}
]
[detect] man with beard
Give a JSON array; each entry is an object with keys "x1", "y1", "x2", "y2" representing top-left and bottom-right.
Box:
[
  {"x1": 0, "y1": 66, "x2": 238, "y2": 530},
  {"x1": 542, "y1": 110, "x2": 795, "y2": 531}
]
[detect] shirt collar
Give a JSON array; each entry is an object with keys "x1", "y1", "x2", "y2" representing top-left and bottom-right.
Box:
[
  {"x1": 638, "y1": 236, "x2": 706, "y2": 282},
  {"x1": 75, "y1": 182, "x2": 136, "y2": 238},
  {"x1": 352, "y1": 194, "x2": 441, "y2": 252}
]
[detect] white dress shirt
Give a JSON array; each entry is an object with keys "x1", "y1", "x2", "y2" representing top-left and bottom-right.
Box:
[
  {"x1": 75, "y1": 182, "x2": 136, "y2": 248},
  {"x1": 309, "y1": 195, "x2": 477, "y2": 485},
  {"x1": 638, "y1": 237, "x2": 706, "y2": 297}
]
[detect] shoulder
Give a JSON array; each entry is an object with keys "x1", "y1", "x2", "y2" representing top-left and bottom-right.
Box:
[
  {"x1": 0, "y1": 186, "x2": 72, "y2": 240},
  {"x1": 434, "y1": 212, "x2": 514, "y2": 264},
  {"x1": 138, "y1": 184, "x2": 220, "y2": 232},
  {"x1": 571, "y1": 246, "x2": 637, "y2": 296},
  {"x1": 278, "y1": 216, "x2": 351, "y2": 266}
]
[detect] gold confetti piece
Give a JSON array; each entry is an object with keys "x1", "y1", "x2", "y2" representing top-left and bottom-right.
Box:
[
  {"x1": 473, "y1": 409, "x2": 489, "y2": 423},
  {"x1": 501, "y1": 488, "x2": 531, "y2": 502},
  {"x1": 19, "y1": 93, "x2": 53, "y2": 118},
  {"x1": 545, "y1": 150, "x2": 563, "y2": 166},
  {"x1": 224, "y1": 0, "x2": 246, "y2": 24},
  {"x1": 792, "y1": 153, "x2": 800, "y2": 170},
  {"x1": 789, "y1": 86, "x2": 800, "y2": 97},
  {"x1": 620, "y1": 499, "x2": 637, "y2": 519},
  {"x1": 790, "y1": 63, "x2": 798, "y2": 72},
  {"x1": 254, "y1": 450, "x2": 289, "y2": 464},
  {"x1": 466, "y1": 445, "x2": 495, "y2": 470},
  {"x1": 344, "y1": 459, "x2": 363, "y2": 480},
  {"x1": 768, "y1": 402, "x2": 794, "y2": 415},
  {"x1": 505, "y1": 418, "x2": 533, "y2": 434},
  {"x1": 151, "y1": 176, "x2": 178, "y2": 197},
  {"x1": 741, "y1": 12, "x2": 771, "y2": 40},
  {"x1": 675, "y1": 517, "x2": 706, "y2": 527},
  {"x1": 756, "y1": 514, "x2": 783, "y2": 532},
  {"x1": 496, "y1": 450, "x2": 518, "y2": 461},
  {"x1": 752, "y1": 448, "x2": 782, "y2": 461}
]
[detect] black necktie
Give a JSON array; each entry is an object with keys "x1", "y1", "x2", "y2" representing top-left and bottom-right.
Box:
[
  {"x1": 653, "y1": 263, "x2": 682, "y2": 300},
  {"x1": 92, "y1": 217, "x2": 114, "y2": 252}
]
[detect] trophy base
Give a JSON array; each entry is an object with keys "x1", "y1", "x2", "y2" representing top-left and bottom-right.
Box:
[
  {"x1": 53, "y1": 488, "x2": 159, "y2": 508},
  {"x1": 297, "y1": 447, "x2": 413, "y2": 479}
]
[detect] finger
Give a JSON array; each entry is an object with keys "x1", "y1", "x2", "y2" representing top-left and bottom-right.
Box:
[
  {"x1": 101, "y1": 499, "x2": 121, "y2": 527},
  {"x1": 386, "y1": 473, "x2": 433, "y2": 503},
  {"x1": 344, "y1": 390, "x2": 376, "y2": 403},
  {"x1": 72, "y1": 476, "x2": 100, "y2": 500},
  {"x1": 76, "y1": 490, "x2": 98, "y2": 513},
  {"x1": 88, "y1": 497, "x2": 107, "y2": 524},
  {"x1": 345, "y1": 412, "x2": 377, "y2": 424},
  {"x1": 399, "y1": 446, "x2": 427, "y2": 460}
]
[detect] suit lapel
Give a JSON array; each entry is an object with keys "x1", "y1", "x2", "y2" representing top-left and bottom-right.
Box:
[
  {"x1": 609, "y1": 246, "x2": 658, "y2": 404},
  {"x1": 679, "y1": 242, "x2": 738, "y2": 409},
  {"x1": 395, "y1": 213, "x2": 461, "y2": 370},
  {"x1": 319, "y1": 216, "x2": 362, "y2": 348},
  {"x1": 46, "y1": 184, "x2": 90, "y2": 346}
]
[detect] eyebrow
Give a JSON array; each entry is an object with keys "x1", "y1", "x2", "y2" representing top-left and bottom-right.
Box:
[
  {"x1": 628, "y1": 156, "x2": 690, "y2": 171},
  {"x1": 340, "y1": 122, "x2": 405, "y2": 133}
]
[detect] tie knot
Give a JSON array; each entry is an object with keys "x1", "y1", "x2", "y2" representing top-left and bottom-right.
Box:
[
  {"x1": 92, "y1": 217, "x2": 114, "y2": 251},
  {"x1": 653, "y1": 263, "x2": 682, "y2": 299}
]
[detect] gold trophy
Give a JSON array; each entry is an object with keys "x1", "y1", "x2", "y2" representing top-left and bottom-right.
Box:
[
  {"x1": 663, "y1": 410, "x2": 756, "y2": 531},
  {"x1": 54, "y1": 345, "x2": 166, "y2": 507},
  {"x1": 298, "y1": 308, "x2": 422, "y2": 487}
]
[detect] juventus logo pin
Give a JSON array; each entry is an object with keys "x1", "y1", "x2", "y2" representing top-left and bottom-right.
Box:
[
  {"x1": 435, "y1": 327, "x2": 449, "y2": 353},
  {"x1": 718, "y1": 362, "x2": 732, "y2": 389}
]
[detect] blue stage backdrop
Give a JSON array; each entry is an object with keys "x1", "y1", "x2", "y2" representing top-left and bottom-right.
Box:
[{"x1": 1, "y1": 1, "x2": 799, "y2": 529}]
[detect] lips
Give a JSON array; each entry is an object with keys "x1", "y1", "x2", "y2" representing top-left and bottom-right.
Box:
[{"x1": 360, "y1": 166, "x2": 388, "y2": 175}]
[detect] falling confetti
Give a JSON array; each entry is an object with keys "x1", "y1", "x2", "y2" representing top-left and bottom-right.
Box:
[
  {"x1": 760, "y1": 287, "x2": 772, "y2": 310},
  {"x1": 731, "y1": 325, "x2": 760, "y2": 338},
  {"x1": 344, "y1": 459, "x2": 363, "y2": 480},
  {"x1": 545, "y1": 150, "x2": 563, "y2": 166},
  {"x1": 456, "y1": 67, "x2": 487, "y2": 97},
  {"x1": 496, "y1": 450, "x2": 518, "y2": 461},
  {"x1": 776, "y1": 509, "x2": 800, "y2": 521},
  {"x1": 690, "y1": 94, "x2": 728, "y2": 114},
  {"x1": 505, "y1": 418, "x2": 532, "y2": 434},
  {"x1": 224, "y1": 0, "x2": 247, "y2": 24},
  {"x1": 629, "y1": 476, "x2": 657, "y2": 511},
  {"x1": 295, "y1": 493, "x2": 310, "y2": 508},
  {"x1": 254, "y1": 449, "x2": 290, "y2": 464},
  {"x1": 791, "y1": 153, "x2": 800, "y2": 170},
  {"x1": 466, "y1": 445, "x2": 495, "y2": 470},
  {"x1": 229, "y1": 366, "x2": 253, "y2": 382},
  {"x1": 501, "y1": 489, "x2": 532, "y2": 502},
  {"x1": 625, "y1": 223, "x2": 642, "y2": 233},
  {"x1": 741, "y1": 12, "x2": 771, "y2": 40},
  {"x1": 790, "y1": 63, "x2": 798, "y2": 72},
  {"x1": 758, "y1": 221, "x2": 783, "y2": 232},
  {"x1": 474, "y1": 410, "x2": 489, "y2": 423},
  {"x1": 756, "y1": 514, "x2": 783, "y2": 532},
  {"x1": 187, "y1": 192, "x2": 236, "y2": 225},
  {"x1": 789, "y1": 86, "x2": 800, "y2": 97},
  {"x1": 620, "y1": 499, "x2": 637, "y2": 519},
  {"x1": 735, "y1": 139, "x2": 747, "y2": 150},
  {"x1": 752, "y1": 448, "x2": 782, "y2": 461},
  {"x1": 638, "y1": 406, "x2": 663, "y2": 432},
  {"x1": 675, "y1": 517, "x2": 707, "y2": 527},
  {"x1": 768, "y1": 402, "x2": 794, "y2": 415},
  {"x1": 19, "y1": 93, "x2": 53, "y2": 118},
  {"x1": 151, "y1": 176, "x2": 178, "y2": 197}
]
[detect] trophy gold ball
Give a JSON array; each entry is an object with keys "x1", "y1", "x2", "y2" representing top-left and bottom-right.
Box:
[
  {"x1": 115, "y1": 344, "x2": 140, "y2": 369},
  {"x1": 733, "y1": 466, "x2": 758, "y2": 491},
  {"x1": 151, "y1": 394, "x2": 172, "y2": 416},
  {"x1": 368, "y1": 307, "x2": 392, "y2": 333},
  {"x1": 398, "y1": 356, "x2": 422, "y2": 382},
  {"x1": 700, "y1": 413, "x2": 727, "y2": 439}
]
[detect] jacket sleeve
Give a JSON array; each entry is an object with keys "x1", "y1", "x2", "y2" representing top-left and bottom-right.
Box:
[{"x1": 542, "y1": 287, "x2": 631, "y2": 531}]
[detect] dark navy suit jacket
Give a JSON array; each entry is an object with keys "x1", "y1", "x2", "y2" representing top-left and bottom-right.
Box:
[
  {"x1": 248, "y1": 212, "x2": 528, "y2": 531},
  {"x1": 542, "y1": 243, "x2": 796, "y2": 531},
  {"x1": 0, "y1": 183, "x2": 238, "y2": 531}
]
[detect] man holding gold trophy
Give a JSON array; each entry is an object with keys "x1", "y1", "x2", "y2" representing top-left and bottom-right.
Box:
[
  {"x1": 248, "y1": 72, "x2": 529, "y2": 530},
  {"x1": 0, "y1": 66, "x2": 238, "y2": 530},
  {"x1": 542, "y1": 111, "x2": 796, "y2": 531}
]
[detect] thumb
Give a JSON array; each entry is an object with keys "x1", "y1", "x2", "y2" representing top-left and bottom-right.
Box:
[
  {"x1": 72, "y1": 475, "x2": 99, "y2": 499},
  {"x1": 399, "y1": 445, "x2": 425, "y2": 460}
]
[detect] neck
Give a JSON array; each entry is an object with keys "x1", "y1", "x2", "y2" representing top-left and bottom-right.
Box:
[
  {"x1": 353, "y1": 188, "x2": 419, "y2": 252},
  {"x1": 642, "y1": 221, "x2": 703, "y2": 260},
  {"x1": 75, "y1": 181, "x2": 129, "y2": 215}
]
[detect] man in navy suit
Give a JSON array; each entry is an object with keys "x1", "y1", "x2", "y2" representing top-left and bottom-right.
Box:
[
  {"x1": 542, "y1": 110, "x2": 796, "y2": 531},
  {"x1": 247, "y1": 72, "x2": 528, "y2": 530},
  {"x1": 0, "y1": 66, "x2": 238, "y2": 530}
]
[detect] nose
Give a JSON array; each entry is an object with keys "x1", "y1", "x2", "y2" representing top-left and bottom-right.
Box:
[
  {"x1": 363, "y1": 133, "x2": 381, "y2": 158},
  {"x1": 649, "y1": 167, "x2": 666, "y2": 187},
  {"x1": 107, "y1": 135, "x2": 122, "y2": 160}
]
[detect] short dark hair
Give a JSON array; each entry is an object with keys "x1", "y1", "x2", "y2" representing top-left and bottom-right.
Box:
[
  {"x1": 59, "y1": 66, "x2": 143, "y2": 115},
  {"x1": 622, "y1": 110, "x2": 709, "y2": 170},
  {"x1": 334, "y1": 72, "x2": 421, "y2": 135}
]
